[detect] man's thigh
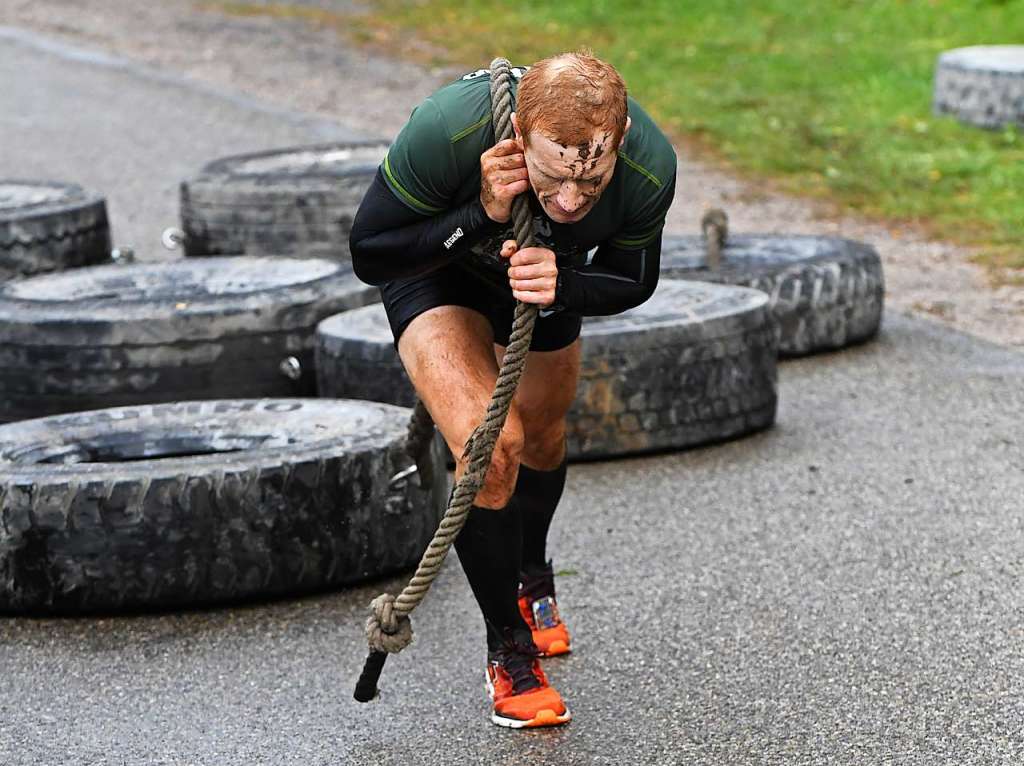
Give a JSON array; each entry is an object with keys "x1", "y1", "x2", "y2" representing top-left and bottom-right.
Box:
[
  {"x1": 494, "y1": 338, "x2": 581, "y2": 468},
  {"x1": 398, "y1": 305, "x2": 504, "y2": 461}
]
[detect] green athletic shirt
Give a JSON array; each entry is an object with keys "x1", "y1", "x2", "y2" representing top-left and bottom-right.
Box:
[{"x1": 381, "y1": 66, "x2": 677, "y2": 272}]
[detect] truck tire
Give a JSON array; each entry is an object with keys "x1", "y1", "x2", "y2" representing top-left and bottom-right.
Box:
[
  {"x1": 0, "y1": 180, "x2": 111, "y2": 281},
  {"x1": 661, "y1": 234, "x2": 884, "y2": 357},
  {"x1": 0, "y1": 398, "x2": 448, "y2": 614},
  {"x1": 933, "y1": 46, "x2": 1024, "y2": 129},
  {"x1": 180, "y1": 141, "x2": 389, "y2": 259},
  {"x1": 0, "y1": 256, "x2": 377, "y2": 422},
  {"x1": 316, "y1": 280, "x2": 778, "y2": 460}
]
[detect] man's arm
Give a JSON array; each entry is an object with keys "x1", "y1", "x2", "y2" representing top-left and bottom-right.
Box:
[
  {"x1": 350, "y1": 93, "x2": 505, "y2": 286},
  {"x1": 349, "y1": 169, "x2": 501, "y2": 286},
  {"x1": 557, "y1": 168, "x2": 677, "y2": 316},
  {"x1": 554, "y1": 232, "x2": 663, "y2": 316},
  {"x1": 350, "y1": 122, "x2": 529, "y2": 286}
]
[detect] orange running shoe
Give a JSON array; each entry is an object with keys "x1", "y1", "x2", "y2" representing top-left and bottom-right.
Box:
[
  {"x1": 518, "y1": 563, "x2": 571, "y2": 657},
  {"x1": 485, "y1": 642, "x2": 571, "y2": 729}
]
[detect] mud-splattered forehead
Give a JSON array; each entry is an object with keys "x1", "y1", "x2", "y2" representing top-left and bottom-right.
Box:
[{"x1": 528, "y1": 129, "x2": 617, "y2": 179}]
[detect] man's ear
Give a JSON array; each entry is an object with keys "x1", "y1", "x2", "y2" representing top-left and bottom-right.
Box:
[
  {"x1": 618, "y1": 116, "x2": 632, "y2": 148},
  {"x1": 511, "y1": 112, "x2": 524, "y2": 149}
]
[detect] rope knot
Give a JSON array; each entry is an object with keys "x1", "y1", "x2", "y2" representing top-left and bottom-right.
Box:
[{"x1": 365, "y1": 593, "x2": 414, "y2": 654}]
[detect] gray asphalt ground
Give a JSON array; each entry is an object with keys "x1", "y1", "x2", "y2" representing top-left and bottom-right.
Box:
[
  {"x1": 0, "y1": 26, "x2": 359, "y2": 259},
  {"x1": 2, "y1": 28, "x2": 1024, "y2": 766}
]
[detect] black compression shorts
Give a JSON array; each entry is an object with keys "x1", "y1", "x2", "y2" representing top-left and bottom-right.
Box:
[{"x1": 380, "y1": 260, "x2": 582, "y2": 352}]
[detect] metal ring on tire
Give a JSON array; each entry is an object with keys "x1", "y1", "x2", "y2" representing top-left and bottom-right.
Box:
[{"x1": 161, "y1": 227, "x2": 185, "y2": 250}]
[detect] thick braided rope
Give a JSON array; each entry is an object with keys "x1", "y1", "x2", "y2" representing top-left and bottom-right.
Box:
[{"x1": 366, "y1": 57, "x2": 540, "y2": 653}]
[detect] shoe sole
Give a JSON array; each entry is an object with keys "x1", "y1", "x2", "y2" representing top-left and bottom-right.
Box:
[
  {"x1": 538, "y1": 640, "x2": 570, "y2": 657},
  {"x1": 491, "y1": 707, "x2": 572, "y2": 729},
  {"x1": 485, "y1": 672, "x2": 572, "y2": 729}
]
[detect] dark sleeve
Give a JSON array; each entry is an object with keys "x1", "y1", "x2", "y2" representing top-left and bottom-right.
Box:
[
  {"x1": 551, "y1": 170, "x2": 675, "y2": 316},
  {"x1": 349, "y1": 169, "x2": 503, "y2": 286},
  {"x1": 552, "y1": 232, "x2": 662, "y2": 316}
]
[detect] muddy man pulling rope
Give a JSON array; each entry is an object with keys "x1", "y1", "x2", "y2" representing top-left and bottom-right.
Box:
[
  {"x1": 348, "y1": 50, "x2": 677, "y2": 728},
  {"x1": 355, "y1": 57, "x2": 541, "y2": 703}
]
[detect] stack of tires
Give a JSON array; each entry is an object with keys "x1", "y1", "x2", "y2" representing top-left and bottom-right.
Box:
[
  {"x1": 0, "y1": 146, "x2": 451, "y2": 616},
  {"x1": 0, "y1": 133, "x2": 888, "y2": 616}
]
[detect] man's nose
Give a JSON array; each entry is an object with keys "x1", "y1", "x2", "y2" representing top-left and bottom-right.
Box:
[{"x1": 557, "y1": 181, "x2": 585, "y2": 212}]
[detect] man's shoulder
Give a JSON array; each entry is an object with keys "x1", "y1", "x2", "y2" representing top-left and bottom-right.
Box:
[
  {"x1": 421, "y1": 74, "x2": 487, "y2": 137},
  {"x1": 384, "y1": 65, "x2": 529, "y2": 214},
  {"x1": 411, "y1": 66, "x2": 525, "y2": 148},
  {"x1": 616, "y1": 97, "x2": 677, "y2": 195}
]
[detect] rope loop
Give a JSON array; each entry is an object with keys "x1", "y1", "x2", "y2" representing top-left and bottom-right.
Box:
[{"x1": 366, "y1": 594, "x2": 414, "y2": 654}]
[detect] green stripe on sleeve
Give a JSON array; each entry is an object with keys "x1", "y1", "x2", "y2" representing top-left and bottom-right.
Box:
[
  {"x1": 618, "y1": 152, "x2": 663, "y2": 188},
  {"x1": 382, "y1": 152, "x2": 444, "y2": 214},
  {"x1": 450, "y1": 115, "x2": 490, "y2": 144}
]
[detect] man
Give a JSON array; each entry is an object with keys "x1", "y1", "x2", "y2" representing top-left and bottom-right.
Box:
[{"x1": 349, "y1": 51, "x2": 676, "y2": 729}]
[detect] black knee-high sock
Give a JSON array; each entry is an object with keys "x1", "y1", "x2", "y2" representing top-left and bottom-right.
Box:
[
  {"x1": 454, "y1": 502, "x2": 533, "y2": 652},
  {"x1": 515, "y1": 458, "x2": 568, "y2": 575}
]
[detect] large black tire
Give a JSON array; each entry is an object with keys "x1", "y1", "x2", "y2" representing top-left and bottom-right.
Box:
[
  {"x1": 0, "y1": 256, "x2": 377, "y2": 422},
  {"x1": 0, "y1": 181, "x2": 112, "y2": 281},
  {"x1": 316, "y1": 280, "x2": 778, "y2": 460},
  {"x1": 570, "y1": 280, "x2": 777, "y2": 458},
  {"x1": 180, "y1": 141, "x2": 390, "y2": 259},
  {"x1": 933, "y1": 46, "x2": 1024, "y2": 129},
  {"x1": 0, "y1": 398, "x2": 449, "y2": 614},
  {"x1": 317, "y1": 308, "x2": 417, "y2": 409},
  {"x1": 661, "y1": 234, "x2": 884, "y2": 357}
]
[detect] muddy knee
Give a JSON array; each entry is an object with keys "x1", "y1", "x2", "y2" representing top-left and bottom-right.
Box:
[
  {"x1": 522, "y1": 416, "x2": 568, "y2": 469},
  {"x1": 463, "y1": 419, "x2": 524, "y2": 509}
]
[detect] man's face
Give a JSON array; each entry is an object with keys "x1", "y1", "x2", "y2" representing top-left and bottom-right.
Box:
[{"x1": 519, "y1": 127, "x2": 622, "y2": 224}]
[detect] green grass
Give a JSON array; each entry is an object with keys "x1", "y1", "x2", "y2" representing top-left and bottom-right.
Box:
[
  {"x1": 202, "y1": 0, "x2": 1024, "y2": 280},
  {"x1": 354, "y1": 0, "x2": 1024, "y2": 280}
]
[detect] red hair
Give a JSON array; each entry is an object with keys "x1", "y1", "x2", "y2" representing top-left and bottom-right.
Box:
[{"x1": 516, "y1": 51, "x2": 628, "y2": 148}]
